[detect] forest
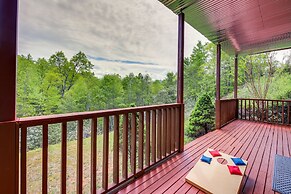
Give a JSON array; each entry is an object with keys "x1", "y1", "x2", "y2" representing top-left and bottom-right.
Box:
[{"x1": 17, "y1": 41, "x2": 291, "y2": 150}]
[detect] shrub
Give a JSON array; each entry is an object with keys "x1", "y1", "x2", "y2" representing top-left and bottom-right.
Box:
[{"x1": 187, "y1": 93, "x2": 214, "y2": 137}]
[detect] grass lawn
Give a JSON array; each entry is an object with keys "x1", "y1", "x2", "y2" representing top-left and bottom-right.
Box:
[
  {"x1": 26, "y1": 130, "x2": 193, "y2": 193},
  {"x1": 26, "y1": 132, "x2": 115, "y2": 193}
]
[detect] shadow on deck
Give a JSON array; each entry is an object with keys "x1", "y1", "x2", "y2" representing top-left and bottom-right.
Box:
[{"x1": 118, "y1": 120, "x2": 291, "y2": 194}]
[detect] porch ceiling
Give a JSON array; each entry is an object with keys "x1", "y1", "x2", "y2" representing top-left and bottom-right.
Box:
[{"x1": 158, "y1": 0, "x2": 291, "y2": 55}]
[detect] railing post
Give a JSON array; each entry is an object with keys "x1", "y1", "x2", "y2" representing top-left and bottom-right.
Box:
[
  {"x1": 234, "y1": 54, "x2": 238, "y2": 99},
  {"x1": 0, "y1": 0, "x2": 18, "y2": 193},
  {"x1": 215, "y1": 44, "x2": 221, "y2": 129},
  {"x1": 177, "y1": 12, "x2": 184, "y2": 152},
  {"x1": 234, "y1": 55, "x2": 239, "y2": 119}
]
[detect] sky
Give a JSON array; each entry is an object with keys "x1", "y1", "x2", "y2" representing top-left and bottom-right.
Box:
[
  {"x1": 18, "y1": 0, "x2": 208, "y2": 80},
  {"x1": 18, "y1": 0, "x2": 288, "y2": 80}
]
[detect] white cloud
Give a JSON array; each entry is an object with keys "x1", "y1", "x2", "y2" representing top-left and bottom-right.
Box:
[{"x1": 18, "y1": 0, "x2": 209, "y2": 80}]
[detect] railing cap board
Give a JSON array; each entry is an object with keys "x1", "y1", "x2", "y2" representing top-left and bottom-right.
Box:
[
  {"x1": 18, "y1": 103, "x2": 182, "y2": 127},
  {"x1": 238, "y1": 98, "x2": 291, "y2": 102},
  {"x1": 220, "y1": 99, "x2": 237, "y2": 102}
]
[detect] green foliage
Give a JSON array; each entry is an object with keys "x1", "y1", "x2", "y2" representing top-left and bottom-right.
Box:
[
  {"x1": 268, "y1": 72, "x2": 291, "y2": 99},
  {"x1": 100, "y1": 74, "x2": 124, "y2": 109},
  {"x1": 187, "y1": 94, "x2": 214, "y2": 137},
  {"x1": 17, "y1": 52, "x2": 178, "y2": 150},
  {"x1": 240, "y1": 53, "x2": 278, "y2": 98},
  {"x1": 183, "y1": 41, "x2": 246, "y2": 116},
  {"x1": 154, "y1": 72, "x2": 176, "y2": 104},
  {"x1": 17, "y1": 45, "x2": 291, "y2": 150}
]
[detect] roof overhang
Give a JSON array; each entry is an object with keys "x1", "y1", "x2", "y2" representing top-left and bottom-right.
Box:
[{"x1": 158, "y1": 0, "x2": 291, "y2": 55}]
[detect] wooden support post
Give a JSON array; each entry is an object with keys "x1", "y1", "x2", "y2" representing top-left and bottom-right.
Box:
[
  {"x1": 0, "y1": 0, "x2": 18, "y2": 193},
  {"x1": 234, "y1": 54, "x2": 238, "y2": 99},
  {"x1": 215, "y1": 44, "x2": 221, "y2": 129},
  {"x1": 177, "y1": 13, "x2": 184, "y2": 152},
  {"x1": 0, "y1": 0, "x2": 17, "y2": 122},
  {"x1": 234, "y1": 54, "x2": 238, "y2": 118}
]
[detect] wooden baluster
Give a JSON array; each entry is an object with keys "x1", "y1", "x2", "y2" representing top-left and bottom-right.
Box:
[
  {"x1": 61, "y1": 122, "x2": 67, "y2": 194},
  {"x1": 167, "y1": 108, "x2": 171, "y2": 155},
  {"x1": 145, "y1": 111, "x2": 150, "y2": 167},
  {"x1": 248, "y1": 100, "x2": 251, "y2": 120},
  {"x1": 130, "y1": 113, "x2": 136, "y2": 175},
  {"x1": 240, "y1": 99, "x2": 242, "y2": 119},
  {"x1": 138, "y1": 112, "x2": 144, "y2": 171},
  {"x1": 288, "y1": 102, "x2": 290, "y2": 125},
  {"x1": 266, "y1": 101, "x2": 269, "y2": 123},
  {"x1": 113, "y1": 115, "x2": 119, "y2": 184},
  {"x1": 175, "y1": 107, "x2": 179, "y2": 150},
  {"x1": 151, "y1": 110, "x2": 156, "y2": 163},
  {"x1": 171, "y1": 108, "x2": 175, "y2": 152},
  {"x1": 157, "y1": 109, "x2": 161, "y2": 160},
  {"x1": 42, "y1": 124, "x2": 48, "y2": 194},
  {"x1": 244, "y1": 99, "x2": 247, "y2": 120},
  {"x1": 262, "y1": 100, "x2": 264, "y2": 122},
  {"x1": 91, "y1": 119, "x2": 97, "y2": 194},
  {"x1": 77, "y1": 120, "x2": 83, "y2": 194},
  {"x1": 255, "y1": 100, "x2": 258, "y2": 122},
  {"x1": 21, "y1": 127, "x2": 27, "y2": 194},
  {"x1": 179, "y1": 104, "x2": 185, "y2": 152},
  {"x1": 240, "y1": 99, "x2": 243, "y2": 119},
  {"x1": 102, "y1": 117, "x2": 109, "y2": 190},
  {"x1": 272, "y1": 101, "x2": 274, "y2": 123},
  {"x1": 162, "y1": 109, "x2": 167, "y2": 157},
  {"x1": 253, "y1": 100, "x2": 255, "y2": 121},
  {"x1": 277, "y1": 101, "x2": 279, "y2": 124},
  {"x1": 122, "y1": 114, "x2": 128, "y2": 179},
  {"x1": 259, "y1": 100, "x2": 261, "y2": 122},
  {"x1": 282, "y1": 101, "x2": 284, "y2": 124}
]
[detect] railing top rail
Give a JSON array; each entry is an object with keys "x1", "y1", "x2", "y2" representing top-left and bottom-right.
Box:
[
  {"x1": 17, "y1": 103, "x2": 182, "y2": 127},
  {"x1": 220, "y1": 98, "x2": 237, "y2": 102},
  {"x1": 238, "y1": 98, "x2": 291, "y2": 102}
]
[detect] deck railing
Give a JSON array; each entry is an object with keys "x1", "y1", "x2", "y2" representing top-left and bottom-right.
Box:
[
  {"x1": 18, "y1": 103, "x2": 183, "y2": 194},
  {"x1": 220, "y1": 99, "x2": 238, "y2": 127},
  {"x1": 238, "y1": 98, "x2": 291, "y2": 125}
]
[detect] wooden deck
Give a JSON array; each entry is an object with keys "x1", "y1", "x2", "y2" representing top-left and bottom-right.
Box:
[{"x1": 118, "y1": 120, "x2": 291, "y2": 194}]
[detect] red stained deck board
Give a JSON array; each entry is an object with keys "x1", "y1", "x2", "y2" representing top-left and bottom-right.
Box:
[
  {"x1": 175, "y1": 120, "x2": 259, "y2": 193},
  {"x1": 277, "y1": 126, "x2": 283, "y2": 156},
  {"x1": 243, "y1": 124, "x2": 271, "y2": 193},
  {"x1": 121, "y1": 124, "x2": 235, "y2": 193},
  {"x1": 240, "y1": 123, "x2": 269, "y2": 190},
  {"x1": 282, "y1": 126, "x2": 290, "y2": 157},
  {"x1": 139, "y1": 121, "x2": 250, "y2": 193},
  {"x1": 163, "y1": 121, "x2": 256, "y2": 194},
  {"x1": 117, "y1": 120, "x2": 291, "y2": 194},
  {"x1": 185, "y1": 186, "x2": 200, "y2": 194},
  {"x1": 264, "y1": 123, "x2": 279, "y2": 194},
  {"x1": 289, "y1": 126, "x2": 291, "y2": 156},
  {"x1": 118, "y1": 122, "x2": 232, "y2": 193},
  {"x1": 128, "y1": 121, "x2": 258, "y2": 193},
  {"x1": 174, "y1": 183, "x2": 192, "y2": 194},
  {"x1": 253, "y1": 124, "x2": 274, "y2": 194}
]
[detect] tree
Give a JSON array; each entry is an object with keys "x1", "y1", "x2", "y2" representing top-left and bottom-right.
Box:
[
  {"x1": 242, "y1": 53, "x2": 277, "y2": 99},
  {"x1": 153, "y1": 72, "x2": 177, "y2": 104},
  {"x1": 184, "y1": 41, "x2": 208, "y2": 104},
  {"x1": 61, "y1": 76, "x2": 101, "y2": 113},
  {"x1": 187, "y1": 94, "x2": 214, "y2": 137},
  {"x1": 122, "y1": 73, "x2": 138, "y2": 106},
  {"x1": 49, "y1": 51, "x2": 93, "y2": 97},
  {"x1": 100, "y1": 74, "x2": 124, "y2": 109}
]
